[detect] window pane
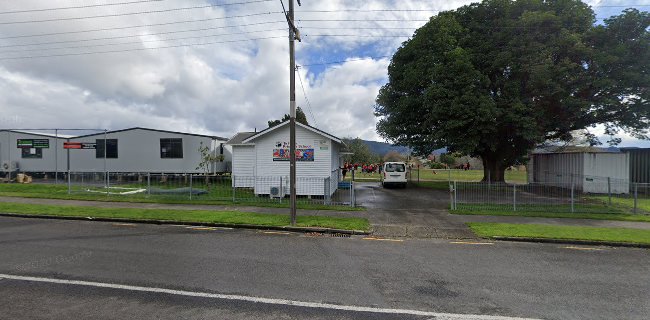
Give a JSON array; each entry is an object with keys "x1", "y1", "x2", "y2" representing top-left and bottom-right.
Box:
[
  {"x1": 21, "y1": 148, "x2": 42, "y2": 159},
  {"x1": 160, "y1": 138, "x2": 183, "y2": 158},
  {"x1": 96, "y1": 139, "x2": 118, "y2": 158}
]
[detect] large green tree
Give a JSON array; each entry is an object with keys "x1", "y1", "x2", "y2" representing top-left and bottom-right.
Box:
[
  {"x1": 375, "y1": 0, "x2": 649, "y2": 182},
  {"x1": 268, "y1": 107, "x2": 309, "y2": 128}
]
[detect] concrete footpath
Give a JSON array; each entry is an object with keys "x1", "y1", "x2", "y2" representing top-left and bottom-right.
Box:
[{"x1": 455, "y1": 214, "x2": 650, "y2": 230}]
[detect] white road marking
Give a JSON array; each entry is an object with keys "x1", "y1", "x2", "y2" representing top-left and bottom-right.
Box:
[
  {"x1": 562, "y1": 246, "x2": 605, "y2": 251},
  {"x1": 450, "y1": 241, "x2": 495, "y2": 245},
  {"x1": 0, "y1": 273, "x2": 540, "y2": 320}
]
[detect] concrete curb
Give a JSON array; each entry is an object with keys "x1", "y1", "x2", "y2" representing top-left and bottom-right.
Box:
[
  {"x1": 490, "y1": 236, "x2": 650, "y2": 249},
  {"x1": 0, "y1": 213, "x2": 371, "y2": 236}
]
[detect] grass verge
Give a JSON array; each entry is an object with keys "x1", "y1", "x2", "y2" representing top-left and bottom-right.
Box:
[
  {"x1": 468, "y1": 222, "x2": 650, "y2": 245},
  {"x1": 0, "y1": 184, "x2": 364, "y2": 212},
  {"x1": 0, "y1": 202, "x2": 370, "y2": 231},
  {"x1": 449, "y1": 209, "x2": 650, "y2": 222},
  {"x1": 452, "y1": 208, "x2": 650, "y2": 222}
]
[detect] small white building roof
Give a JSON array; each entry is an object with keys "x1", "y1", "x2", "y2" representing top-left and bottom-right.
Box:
[{"x1": 241, "y1": 121, "x2": 343, "y2": 145}]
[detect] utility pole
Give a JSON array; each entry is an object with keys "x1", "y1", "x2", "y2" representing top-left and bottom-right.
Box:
[{"x1": 284, "y1": 0, "x2": 301, "y2": 225}]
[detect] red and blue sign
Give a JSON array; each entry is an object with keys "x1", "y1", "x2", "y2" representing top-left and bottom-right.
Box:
[{"x1": 273, "y1": 148, "x2": 314, "y2": 161}]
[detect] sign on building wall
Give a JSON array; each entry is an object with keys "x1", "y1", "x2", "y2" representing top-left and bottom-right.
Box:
[
  {"x1": 17, "y1": 139, "x2": 50, "y2": 148},
  {"x1": 273, "y1": 141, "x2": 314, "y2": 161}
]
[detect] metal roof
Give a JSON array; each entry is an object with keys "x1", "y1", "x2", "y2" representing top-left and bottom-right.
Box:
[{"x1": 226, "y1": 132, "x2": 256, "y2": 145}]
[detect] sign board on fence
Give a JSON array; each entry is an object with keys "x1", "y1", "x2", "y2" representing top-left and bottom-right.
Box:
[
  {"x1": 64, "y1": 142, "x2": 96, "y2": 149},
  {"x1": 17, "y1": 139, "x2": 49, "y2": 149}
]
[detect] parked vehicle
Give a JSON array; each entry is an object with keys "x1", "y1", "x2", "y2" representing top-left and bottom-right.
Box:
[{"x1": 382, "y1": 162, "x2": 407, "y2": 188}]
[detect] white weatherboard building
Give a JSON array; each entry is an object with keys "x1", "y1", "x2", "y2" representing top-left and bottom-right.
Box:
[
  {"x1": 227, "y1": 121, "x2": 344, "y2": 197},
  {"x1": 1, "y1": 128, "x2": 230, "y2": 175},
  {"x1": 528, "y1": 151, "x2": 630, "y2": 194}
]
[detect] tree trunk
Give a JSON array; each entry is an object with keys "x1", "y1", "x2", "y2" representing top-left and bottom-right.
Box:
[{"x1": 481, "y1": 156, "x2": 507, "y2": 182}]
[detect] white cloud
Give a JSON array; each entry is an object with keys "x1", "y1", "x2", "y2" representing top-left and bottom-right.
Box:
[{"x1": 0, "y1": 0, "x2": 646, "y2": 147}]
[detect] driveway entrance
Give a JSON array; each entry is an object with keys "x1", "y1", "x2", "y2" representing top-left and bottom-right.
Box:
[{"x1": 355, "y1": 182, "x2": 476, "y2": 239}]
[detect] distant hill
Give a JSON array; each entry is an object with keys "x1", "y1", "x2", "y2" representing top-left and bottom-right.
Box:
[{"x1": 361, "y1": 140, "x2": 411, "y2": 156}]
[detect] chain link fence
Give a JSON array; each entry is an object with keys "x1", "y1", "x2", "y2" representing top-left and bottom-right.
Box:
[
  {"x1": 67, "y1": 172, "x2": 356, "y2": 207},
  {"x1": 451, "y1": 173, "x2": 649, "y2": 214}
]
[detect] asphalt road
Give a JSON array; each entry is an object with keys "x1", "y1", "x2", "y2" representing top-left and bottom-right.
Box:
[{"x1": 1, "y1": 216, "x2": 649, "y2": 319}]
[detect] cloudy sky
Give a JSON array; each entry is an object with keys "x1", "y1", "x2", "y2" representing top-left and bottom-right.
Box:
[{"x1": 0, "y1": 0, "x2": 647, "y2": 147}]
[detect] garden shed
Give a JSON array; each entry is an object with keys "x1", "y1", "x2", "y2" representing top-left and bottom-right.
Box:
[
  {"x1": 227, "y1": 121, "x2": 343, "y2": 197},
  {"x1": 528, "y1": 151, "x2": 630, "y2": 194}
]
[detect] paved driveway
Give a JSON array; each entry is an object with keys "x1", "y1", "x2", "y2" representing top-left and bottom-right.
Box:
[{"x1": 355, "y1": 182, "x2": 475, "y2": 239}]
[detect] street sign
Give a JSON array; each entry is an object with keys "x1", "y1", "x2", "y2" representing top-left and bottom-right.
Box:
[
  {"x1": 64, "y1": 142, "x2": 96, "y2": 149},
  {"x1": 17, "y1": 139, "x2": 50, "y2": 149}
]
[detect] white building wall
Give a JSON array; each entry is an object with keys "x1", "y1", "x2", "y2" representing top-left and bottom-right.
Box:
[
  {"x1": 582, "y1": 153, "x2": 629, "y2": 194},
  {"x1": 231, "y1": 145, "x2": 255, "y2": 188},
  {"x1": 532, "y1": 153, "x2": 584, "y2": 188},
  {"x1": 251, "y1": 125, "x2": 334, "y2": 196},
  {"x1": 0, "y1": 131, "x2": 67, "y2": 174},
  {"x1": 531, "y1": 152, "x2": 630, "y2": 194},
  {"x1": 69, "y1": 129, "x2": 220, "y2": 173}
]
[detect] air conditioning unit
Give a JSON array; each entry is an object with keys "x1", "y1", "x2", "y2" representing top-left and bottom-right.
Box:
[
  {"x1": 270, "y1": 186, "x2": 284, "y2": 198},
  {"x1": 2, "y1": 161, "x2": 18, "y2": 171}
]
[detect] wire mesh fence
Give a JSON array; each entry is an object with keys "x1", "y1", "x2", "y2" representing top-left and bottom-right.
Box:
[
  {"x1": 452, "y1": 174, "x2": 649, "y2": 214},
  {"x1": 66, "y1": 172, "x2": 356, "y2": 207}
]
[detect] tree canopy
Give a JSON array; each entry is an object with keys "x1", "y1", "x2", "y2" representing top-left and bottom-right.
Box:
[
  {"x1": 342, "y1": 138, "x2": 381, "y2": 164},
  {"x1": 375, "y1": 0, "x2": 649, "y2": 181},
  {"x1": 268, "y1": 107, "x2": 309, "y2": 128}
]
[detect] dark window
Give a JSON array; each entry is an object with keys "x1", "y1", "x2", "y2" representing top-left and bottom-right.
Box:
[
  {"x1": 96, "y1": 139, "x2": 118, "y2": 158},
  {"x1": 160, "y1": 138, "x2": 183, "y2": 158},
  {"x1": 21, "y1": 148, "x2": 42, "y2": 159}
]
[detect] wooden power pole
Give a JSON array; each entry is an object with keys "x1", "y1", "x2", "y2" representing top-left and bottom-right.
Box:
[{"x1": 285, "y1": 0, "x2": 301, "y2": 225}]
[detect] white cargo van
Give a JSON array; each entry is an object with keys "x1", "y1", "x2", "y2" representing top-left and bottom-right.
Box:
[{"x1": 382, "y1": 162, "x2": 407, "y2": 188}]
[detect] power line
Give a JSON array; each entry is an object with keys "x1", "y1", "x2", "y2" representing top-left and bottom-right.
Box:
[
  {"x1": 0, "y1": 0, "x2": 275, "y2": 25},
  {"x1": 0, "y1": 29, "x2": 287, "y2": 55},
  {"x1": 295, "y1": 66, "x2": 316, "y2": 126},
  {"x1": 0, "y1": 0, "x2": 167, "y2": 15},
  {"x1": 0, "y1": 36, "x2": 285, "y2": 60},
  {"x1": 0, "y1": 21, "x2": 286, "y2": 49},
  {"x1": 0, "y1": 12, "x2": 284, "y2": 40}
]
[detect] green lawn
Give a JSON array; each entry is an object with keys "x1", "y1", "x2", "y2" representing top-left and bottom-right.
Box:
[
  {"x1": 0, "y1": 183, "x2": 364, "y2": 211},
  {"x1": 0, "y1": 202, "x2": 370, "y2": 231},
  {"x1": 453, "y1": 208, "x2": 650, "y2": 222},
  {"x1": 344, "y1": 169, "x2": 527, "y2": 184},
  {"x1": 411, "y1": 169, "x2": 527, "y2": 183},
  {"x1": 589, "y1": 196, "x2": 650, "y2": 213},
  {"x1": 468, "y1": 222, "x2": 650, "y2": 245}
]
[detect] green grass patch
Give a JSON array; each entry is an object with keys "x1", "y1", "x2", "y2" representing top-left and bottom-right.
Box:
[
  {"x1": 0, "y1": 202, "x2": 370, "y2": 231},
  {"x1": 0, "y1": 183, "x2": 364, "y2": 212},
  {"x1": 589, "y1": 196, "x2": 650, "y2": 212},
  {"x1": 468, "y1": 222, "x2": 650, "y2": 245},
  {"x1": 453, "y1": 208, "x2": 650, "y2": 222}
]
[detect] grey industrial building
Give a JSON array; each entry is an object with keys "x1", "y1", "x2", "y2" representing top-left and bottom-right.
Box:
[{"x1": 1, "y1": 128, "x2": 230, "y2": 177}]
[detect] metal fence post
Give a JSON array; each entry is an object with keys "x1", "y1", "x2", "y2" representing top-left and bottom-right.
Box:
[
  {"x1": 454, "y1": 180, "x2": 458, "y2": 210},
  {"x1": 607, "y1": 177, "x2": 612, "y2": 206},
  {"x1": 232, "y1": 176, "x2": 236, "y2": 203},
  {"x1": 324, "y1": 177, "x2": 329, "y2": 205},
  {"x1": 513, "y1": 184, "x2": 517, "y2": 212},
  {"x1": 147, "y1": 173, "x2": 151, "y2": 196},
  {"x1": 634, "y1": 183, "x2": 638, "y2": 214},
  {"x1": 189, "y1": 174, "x2": 193, "y2": 200},
  {"x1": 571, "y1": 180, "x2": 575, "y2": 213},
  {"x1": 67, "y1": 171, "x2": 71, "y2": 194},
  {"x1": 279, "y1": 176, "x2": 283, "y2": 203}
]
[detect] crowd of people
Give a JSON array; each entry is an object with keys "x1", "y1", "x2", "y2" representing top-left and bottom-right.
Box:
[{"x1": 340, "y1": 162, "x2": 382, "y2": 179}]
